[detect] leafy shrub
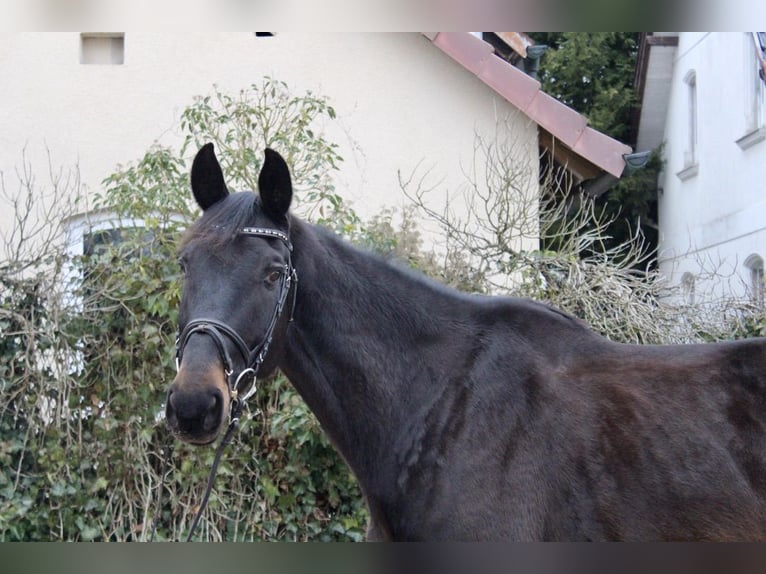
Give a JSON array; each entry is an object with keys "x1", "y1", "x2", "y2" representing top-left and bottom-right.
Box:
[{"x1": 0, "y1": 79, "x2": 367, "y2": 541}]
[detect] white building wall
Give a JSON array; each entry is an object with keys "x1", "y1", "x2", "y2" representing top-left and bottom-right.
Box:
[
  {"x1": 0, "y1": 32, "x2": 539, "y2": 255},
  {"x1": 658, "y1": 32, "x2": 766, "y2": 304}
]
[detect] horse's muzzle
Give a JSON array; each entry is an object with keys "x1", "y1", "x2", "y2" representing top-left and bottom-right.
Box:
[{"x1": 165, "y1": 372, "x2": 228, "y2": 445}]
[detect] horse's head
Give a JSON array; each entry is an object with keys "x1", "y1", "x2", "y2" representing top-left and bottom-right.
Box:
[{"x1": 166, "y1": 144, "x2": 295, "y2": 445}]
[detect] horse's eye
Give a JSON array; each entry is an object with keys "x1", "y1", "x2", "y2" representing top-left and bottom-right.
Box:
[
  {"x1": 178, "y1": 259, "x2": 187, "y2": 275},
  {"x1": 267, "y1": 269, "x2": 282, "y2": 283}
]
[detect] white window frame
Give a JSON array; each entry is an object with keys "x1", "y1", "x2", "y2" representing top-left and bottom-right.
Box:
[
  {"x1": 62, "y1": 210, "x2": 146, "y2": 303},
  {"x1": 677, "y1": 70, "x2": 699, "y2": 181},
  {"x1": 736, "y1": 32, "x2": 766, "y2": 150},
  {"x1": 744, "y1": 254, "x2": 764, "y2": 308},
  {"x1": 680, "y1": 272, "x2": 696, "y2": 306}
]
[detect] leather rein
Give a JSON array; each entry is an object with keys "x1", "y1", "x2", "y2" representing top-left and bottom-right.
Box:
[{"x1": 160, "y1": 225, "x2": 297, "y2": 542}]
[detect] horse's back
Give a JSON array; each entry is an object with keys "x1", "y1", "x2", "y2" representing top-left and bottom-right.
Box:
[
  {"x1": 545, "y1": 337, "x2": 766, "y2": 540},
  {"x1": 392, "y1": 314, "x2": 766, "y2": 540}
]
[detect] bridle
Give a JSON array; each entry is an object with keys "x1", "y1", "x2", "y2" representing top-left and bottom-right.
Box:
[
  {"x1": 164, "y1": 225, "x2": 297, "y2": 542},
  {"x1": 174, "y1": 226, "x2": 297, "y2": 412}
]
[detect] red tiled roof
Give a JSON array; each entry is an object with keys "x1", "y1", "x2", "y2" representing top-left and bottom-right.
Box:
[{"x1": 425, "y1": 32, "x2": 633, "y2": 179}]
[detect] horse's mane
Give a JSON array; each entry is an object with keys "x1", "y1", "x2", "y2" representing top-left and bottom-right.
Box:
[{"x1": 307, "y1": 222, "x2": 588, "y2": 335}]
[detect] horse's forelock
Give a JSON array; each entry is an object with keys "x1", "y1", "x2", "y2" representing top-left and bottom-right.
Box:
[{"x1": 179, "y1": 191, "x2": 258, "y2": 252}]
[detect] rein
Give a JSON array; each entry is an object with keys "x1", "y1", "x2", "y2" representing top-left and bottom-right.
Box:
[{"x1": 159, "y1": 225, "x2": 297, "y2": 542}]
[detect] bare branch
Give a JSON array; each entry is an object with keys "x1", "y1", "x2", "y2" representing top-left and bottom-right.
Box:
[{"x1": 400, "y1": 119, "x2": 757, "y2": 344}]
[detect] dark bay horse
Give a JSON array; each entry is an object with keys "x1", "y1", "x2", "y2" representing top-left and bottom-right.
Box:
[{"x1": 166, "y1": 143, "x2": 766, "y2": 541}]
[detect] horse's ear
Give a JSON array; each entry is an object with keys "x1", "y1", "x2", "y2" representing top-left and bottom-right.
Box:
[
  {"x1": 258, "y1": 148, "x2": 292, "y2": 221},
  {"x1": 191, "y1": 143, "x2": 228, "y2": 211}
]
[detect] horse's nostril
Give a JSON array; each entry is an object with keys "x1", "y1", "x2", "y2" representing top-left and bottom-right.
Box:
[
  {"x1": 165, "y1": 390, "x2": 175, "y2": 419},
  {"x1": 166, "y1": 385, "x2": 225, "y2": 439},
  {"x1": 203, "y1": 390, "x2": 224, "y2": 433}
]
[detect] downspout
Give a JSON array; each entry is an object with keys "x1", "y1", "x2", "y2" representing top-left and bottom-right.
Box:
[
  {"x1": 523, "y1": 45, "x2": 548, "y2": 80},
  {"x1": 581, "y1": 151, "x2": 651, "y2": 197}
]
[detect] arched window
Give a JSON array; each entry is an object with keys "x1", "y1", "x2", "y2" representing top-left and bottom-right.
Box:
[
  {"x1": 680, "y1": 272, "x2": 696, "y2": 305},
  {"x1": 745, "y1": 254, "x2": 764, "y2": 307}
]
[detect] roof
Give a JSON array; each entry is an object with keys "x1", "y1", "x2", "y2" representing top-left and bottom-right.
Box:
[
  {"x1": 631, "y1": 33, "x2": 679, "y2": 153},
  {"x1": 423, "y1": 33, "x2": 633, "y2": 182}
]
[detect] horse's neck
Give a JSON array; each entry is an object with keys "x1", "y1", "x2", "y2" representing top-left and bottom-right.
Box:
[{"x1": 281, "y1": 219, "x2": 459, "y2": 492}]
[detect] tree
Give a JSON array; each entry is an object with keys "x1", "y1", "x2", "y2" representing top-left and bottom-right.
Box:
[
  {"x1": 528, "y1": 33, "x2": 661, "y2": 257},
  {"x1": 529, "y1": 33, "x2": 639, "y2": 141},
  {"x1": 179, "y1": 78, "x2": 358, "y2": 235}
]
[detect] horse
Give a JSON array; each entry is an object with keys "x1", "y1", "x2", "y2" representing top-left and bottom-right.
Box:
[{"x1": 165, "y1": 143, "x2": 766, "y2": 541}]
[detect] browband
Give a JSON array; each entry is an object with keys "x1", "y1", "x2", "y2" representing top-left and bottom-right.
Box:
[{"x1": 240, "y1": 227, "x2": 292, "y2": 251}]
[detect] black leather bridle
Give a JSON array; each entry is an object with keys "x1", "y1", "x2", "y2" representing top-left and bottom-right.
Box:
[
  {"x1": 174, "y1": 225, "x2": 297, "y2": 414},
  {"x1": 169, "y1": 225, "x2": 297, "y2": 541}
]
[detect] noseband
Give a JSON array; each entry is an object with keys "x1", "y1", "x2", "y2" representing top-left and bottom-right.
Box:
[{"x1": 174, "y1": 226, "x2": 297, "y2": 414}]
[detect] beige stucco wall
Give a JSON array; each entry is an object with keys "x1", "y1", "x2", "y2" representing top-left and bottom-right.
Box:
[{"x1": 0, "y1": 32, "x2": 539, "y2": 257}]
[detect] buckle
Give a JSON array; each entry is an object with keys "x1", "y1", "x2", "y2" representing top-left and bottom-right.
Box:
[{"x1": 233, "y1": 368, "x2": 257, "y2": 402}]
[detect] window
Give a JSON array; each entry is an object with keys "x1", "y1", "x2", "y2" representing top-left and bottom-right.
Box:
[
  {"x1": 83, "y1": 227, "x2": 154, "y2": 259},
  {"x1": 680, "y1": 272, "x2": 696, "y2": 306},
  {"x1": 59, "y1": 213, "x2": 149, "y2": 384},
  {"x1": 746, "y1": 33, "x2": 764, "y2": 130},
  {"x1": 677, "y1": 70, "x2": 699, "y2": 180},
  {"x1": 62, "y1": 212, "x2": 150, "y2": 306},
  {"x1": 63, "y1": 210, "x2": 183, "y2": 295},
  {"x1": 685, "y1": 70, "x2": 698, "y2": 166},
  {"x1": 745, "y1": 254, "x2": 764, "y2": 308},
  {"x1": 64, "y1": 212, "x2": 144, "y2": 259},
  {"x1": 737, "y1": 32, "x2": 766, "y2": 150},
  {"x1": 80, "y1": 33, "x2": 125, "y2": 65}
]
